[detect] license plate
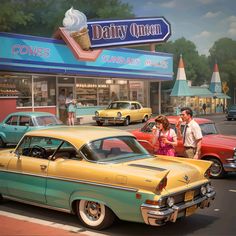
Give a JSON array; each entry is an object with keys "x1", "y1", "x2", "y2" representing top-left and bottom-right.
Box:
[
  {"x1": 186, "y1": 205, "x2": 197, "y2": 216},
  {"x1": 184, "y1": 190, "x2": 195, "y2": 202}
]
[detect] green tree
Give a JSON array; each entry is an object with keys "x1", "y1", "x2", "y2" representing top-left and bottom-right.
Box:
[
  {"x1": 0, "y1": 0, "x2": 134, "y2": 36},
  {"x1": 0, "y1": 0, "x2": 33, "y2": 31},
  {"x1": 209, "y1": 38, "x2": 236, "y2": 104},
  {"x1": 154, "y1": 38, "x2": 211, "y2": 87}
]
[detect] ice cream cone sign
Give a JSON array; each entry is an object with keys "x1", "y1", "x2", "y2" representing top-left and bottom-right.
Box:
[{"x1": 63, "y1": 7, "x2": 91, "y2": 51}]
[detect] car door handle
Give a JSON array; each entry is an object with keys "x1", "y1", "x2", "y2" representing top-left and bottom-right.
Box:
[
  {"x1": 0, "y1": 163, "x2": 5, "y2": 168},
  {"x1": 40, "y1": 165, "x2": 47, "y2": 170}
]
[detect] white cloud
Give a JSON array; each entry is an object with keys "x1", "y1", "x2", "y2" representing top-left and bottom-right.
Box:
[
  {"x1": 228, "y1": 27, "x2": 236, "y2": 37},
  {"x1": 203, "y1": 11, "x2": 221, "y2": 18},
  {"x1": 224, "y1": 15, "x2": 236, "y2": 39},
  {"x1": 228, "y1": 15, "x2": 236, "y2": 21},
  {"x1": 160, "y1": 1, "x2": 177, "y2": 8},
  {"x1": 193, "y1": 30, "x2": 211, "y2": 39},
  {"x1": 226, "y1": 15, "x2": 236, "y2": 37}
]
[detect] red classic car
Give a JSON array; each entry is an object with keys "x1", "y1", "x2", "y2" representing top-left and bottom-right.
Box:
[{"x1": 131, "y1": 116, "x2": 236, "y2": 178}]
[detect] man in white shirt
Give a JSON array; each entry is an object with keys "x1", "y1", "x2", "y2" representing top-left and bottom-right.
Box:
[{"x1": 176, "y1": 107, "x2": 202, "y2": 159}]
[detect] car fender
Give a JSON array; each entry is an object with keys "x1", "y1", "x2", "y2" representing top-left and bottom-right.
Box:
[
  {"x1": 121, "y1": 110, "x2": 130, "y2": 117},
  {"x1": 70, "y1": 190, "x2": 107, "y2": 207},
  {"x1": 69, "y1": 188, "x2": 141, "y2": 221},
  {"x1": 143, "y1": 113, "x2": 151, "y2": 119},
  {"x1": 201, "y1": 152, "x2": 222, "y2": 163},
  {"x1": 0, "y1": 132, "x2": 7, "y2": 142}
]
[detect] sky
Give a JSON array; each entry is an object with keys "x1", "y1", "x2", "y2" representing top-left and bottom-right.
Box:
[{"x1": 121, "y1": 0, "x2": 236, "y2": 55}]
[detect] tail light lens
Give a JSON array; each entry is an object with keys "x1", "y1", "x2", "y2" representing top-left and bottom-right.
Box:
[
  {"x1": 204, "y1": 167, "x2": 211, "y2": 178},
  {"x1": 156, "y1": 177, "x2": 167, "y2": 193}
]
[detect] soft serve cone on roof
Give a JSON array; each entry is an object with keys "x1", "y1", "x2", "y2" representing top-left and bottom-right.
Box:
[{"x1": 63, "y1": 7, "x2": 91, "y2": 50}]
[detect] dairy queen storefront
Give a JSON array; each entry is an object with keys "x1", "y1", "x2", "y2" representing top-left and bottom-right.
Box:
[{"x1": 0, "y1": 13, "x2": 173, "y2": 123}]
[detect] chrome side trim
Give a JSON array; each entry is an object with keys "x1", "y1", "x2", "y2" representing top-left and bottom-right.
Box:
[
  {"x1": 0, "y1": 169, "x2": 137, "y2": 192},
  {"x1": 2, "y1": 195, "x2": 71, "y2": 214}
]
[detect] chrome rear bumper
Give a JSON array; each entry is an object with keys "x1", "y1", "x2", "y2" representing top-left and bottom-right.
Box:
[{"x1": 140, "y1": 191, "x2": 216, "y2": 226}]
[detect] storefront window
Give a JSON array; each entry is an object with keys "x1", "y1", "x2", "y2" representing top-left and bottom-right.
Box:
[
  {"x1": 76, "y1": 78, "x2": 98, "y2": 106},
  {"x1": 97, "y1": 79, "x2": 109, "y2": 105},
  {"x1": 33, "y1": 75, "x2": 56, "y2": 106},
  {"x1": 0, "y1": 73, "x2": 32, "y2": 107}
]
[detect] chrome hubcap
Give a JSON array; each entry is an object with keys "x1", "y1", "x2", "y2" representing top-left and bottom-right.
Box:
[
  {"x1": 211, "y1": 161, "x2": 222, "y2": 176},
  {"x1": 85, "y1": 201, "x2": 101, "y2": 221}
]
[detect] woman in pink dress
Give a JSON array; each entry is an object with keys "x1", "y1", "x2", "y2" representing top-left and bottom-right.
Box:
[{"x1": 152, "y1": 115, "x2": 177, "y2": 156}]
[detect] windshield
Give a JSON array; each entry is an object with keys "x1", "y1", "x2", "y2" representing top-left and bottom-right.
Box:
[
  {"x1": 81, "y1": 136, "x2": 150, "y2": 163},
  {"x1": 36, "y1": 116, "x2": 63, "y2": 126},
  {"x1": 200, "y1": 123, "x2": 218, "y2": 136},
  {"x1": 108, "y1": 102, "x2": 130, "y2": 109},
  {"x1": 229, "y1": 105, "x2": 236, "y2": 110}
]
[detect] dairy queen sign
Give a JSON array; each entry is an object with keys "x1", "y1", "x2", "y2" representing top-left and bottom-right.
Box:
[{"x1": 88, "y1": 17, "x2": 171, "y2": 48}]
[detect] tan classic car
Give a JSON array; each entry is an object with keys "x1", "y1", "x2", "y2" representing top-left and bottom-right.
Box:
[
  {"x1": 93, "y1": 101, "x2": 152, "y2": 126},
  {"x1": 0, "y1": 126, "x2": 215, "y2": 230}
]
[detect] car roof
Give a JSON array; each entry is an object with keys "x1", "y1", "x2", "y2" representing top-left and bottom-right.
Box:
[
  {"x1": 149, "y1": 115, "x2": 214, "y2": 124},
  {"x1": 25, "y1": 126, "x2": 134, "y2": 148},
  {"x1": 5, "y1": 112, "x2": 55, "y2": 117},
  {"x1": 111, "y1": 101, "x2": 140, "y2": 103}
]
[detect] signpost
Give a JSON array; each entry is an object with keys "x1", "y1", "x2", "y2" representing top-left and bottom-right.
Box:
[{"x1": 87, "y1": 17, "x2": 171, "y2": 48}]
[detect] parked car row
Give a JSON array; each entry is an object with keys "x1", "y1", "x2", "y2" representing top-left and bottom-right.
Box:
[
  {"x1": 0, "y1": 103, "x2": 235, "y2": 230},
  {"x1": 0, "y1": 107, "x2": 235, "y2": 179}
]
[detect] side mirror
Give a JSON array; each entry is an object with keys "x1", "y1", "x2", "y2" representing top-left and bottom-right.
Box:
[{"x1": 14, "y1": 150, "x2": 21, "y2": 159}]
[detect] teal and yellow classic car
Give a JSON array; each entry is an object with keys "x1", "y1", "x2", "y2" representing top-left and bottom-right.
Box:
[
  {"x1": 0, "y1": 112, "x2": 62, "y2": 147},
  {"x1": 0, "y1": 126, "x2": 215, "y2": 230},
  {"x1": 93, "y1": 101, "x2": 152, "y2": 126}
]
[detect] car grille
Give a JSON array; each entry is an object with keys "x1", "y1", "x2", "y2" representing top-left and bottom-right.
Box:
[{"x1": 161, "y1": 186, "x2": 201, "y2": 206}]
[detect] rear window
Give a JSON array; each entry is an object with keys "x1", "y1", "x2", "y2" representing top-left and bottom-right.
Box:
[{"x1": 81, "y1": 136, "x2": 149, "y2": 162}]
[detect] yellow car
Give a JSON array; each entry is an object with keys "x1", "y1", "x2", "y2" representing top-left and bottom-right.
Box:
[
  {"x1": 0, "y1": 126, "x2": 215, "y2": 230},
  {"x1": 93, "y1": 101, "x2": 152, "y2": 126}
]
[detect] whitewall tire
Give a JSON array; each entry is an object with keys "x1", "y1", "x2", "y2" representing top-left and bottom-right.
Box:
[{"x1": 77, "y1": 200, "x2": 115, "y2": 230}]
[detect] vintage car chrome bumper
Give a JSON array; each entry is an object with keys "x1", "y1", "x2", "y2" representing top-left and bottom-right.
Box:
[
  {"x1": 93, "y1": 116, "x2": 125, "y2": 123},
  {"x1": 140, "y1": 191, "x2": 216, "y2": 226},
  {"x1": 223, "y1": 162, "x2": 236, "y2": 171}
]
